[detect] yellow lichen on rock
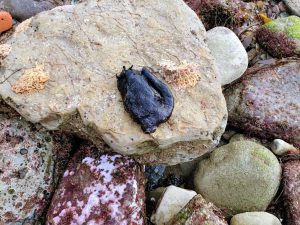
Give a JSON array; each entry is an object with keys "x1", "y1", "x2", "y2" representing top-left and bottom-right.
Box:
[
  {"x1": 160, "y1": 61, "x2": 201, "y2": 90},
  {"x1": 12, "y1": 65, "x2": 49, "y2": 94}
]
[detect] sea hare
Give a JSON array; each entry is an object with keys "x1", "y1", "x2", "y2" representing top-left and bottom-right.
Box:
[{"x1": 117, "y1": 66, "x2": 174, "y2": 133}]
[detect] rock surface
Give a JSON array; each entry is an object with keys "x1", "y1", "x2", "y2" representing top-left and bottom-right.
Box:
[
  {"x1": 1, "y1": 0, "x2": 57, "y2": 21},
  {"x1": 229, "y1": 133, "x2": 261, "y2": 144},
  {"x1": 230, "y1": 212, "x2": 282, "y2": 225},
  {"x1": 0, "y1": 0, "x2": 227, "y2": 165},
  {"x1": 206, "y1": 27, "x2": 248, "y2": 86},
  {"x1": 168, "y1": 194, "x2": 228, "y2": 225},
  {"x1": 47, "y1": 152, "x2": 145, "y2": 225},
  {"x1": 283, "y1": 0, "x2": 300, "y2": 17},
  {"x1": 224, "y1": 60, "x2": 300, "y2": 148},
  {"x1": 283, "y1": 160, "x2": 300, "y2": 225},
  {"x1": 270, "y1": 139, "x2": 298, "y2": 156},
  {"x1": 194, "y1": 141, "x2": 282, "y2": 215},
  {"x1": 257, "y1": 16, "x2": 300, "y2": 58},
  {"x1": 0, "y1": 101, "x2": 73, "y2": 224},
  {"x1": 151, "y1": 186, "x2": 196, "y2": 225}
]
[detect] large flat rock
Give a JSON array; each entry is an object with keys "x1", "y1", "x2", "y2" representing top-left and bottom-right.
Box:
[{"x1": 0, "y1": 0, "x2": 227, "y2": 164}]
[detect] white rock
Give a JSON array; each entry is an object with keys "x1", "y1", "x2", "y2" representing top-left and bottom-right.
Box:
[
  {"x1": 231, "y1": 212, "x2": 282, "y2": 225},
  {"x1": 151, "y1": 185, "x2": 196, "y2": 225},
  {"x1": 206, "y1": 26, "x2": 248, "y2": 86},
  {"x1": 271, "y1": 139, "x2": 298, "y2": 156}
]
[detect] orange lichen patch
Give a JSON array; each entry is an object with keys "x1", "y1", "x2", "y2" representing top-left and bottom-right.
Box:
[
  {"x1": 12, "y1": 65, "x2": 50, "y2": 94},
  {"x1": 0, "y1": 11, "x2": 13, "y2": 33},
  {"x1": 0, "y1": 44, "x2": 11, "y2": 58},
  {"x1": 160, "y1": 61, "x2": 201, "y2": 90}
]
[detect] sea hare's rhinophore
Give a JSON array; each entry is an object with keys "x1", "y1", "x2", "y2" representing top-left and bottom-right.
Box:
[{"x1": 117, "y1": 66, "x2": 174, "y2": 133}]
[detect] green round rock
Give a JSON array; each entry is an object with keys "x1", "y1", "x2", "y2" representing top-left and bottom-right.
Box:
[{"x1": 194, "y1": 141, "x2": 281, "y2": 216}]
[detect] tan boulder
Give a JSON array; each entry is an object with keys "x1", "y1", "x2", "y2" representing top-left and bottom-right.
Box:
[{"x1": 0, "y1": 0, "x2": 227, "y2": 164}]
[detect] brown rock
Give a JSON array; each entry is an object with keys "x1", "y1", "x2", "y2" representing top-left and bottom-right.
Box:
[{"x1": 283, "y1": 159, "x2": 300, "y2": 225}]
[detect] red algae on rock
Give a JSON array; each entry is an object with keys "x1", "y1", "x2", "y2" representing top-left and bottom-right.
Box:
[
  {"x1": 283, "y1": 159, "x2": 300, "y2": 225},
  {"x1": 225, "y1": 60, "x2": 300, "y2": 148},
  {"x1": 0, "y1": 11, "x2": 13, "y2": 33},
  {"x1": 47, "y1": 153, "x2": 145, "y2": 225}
]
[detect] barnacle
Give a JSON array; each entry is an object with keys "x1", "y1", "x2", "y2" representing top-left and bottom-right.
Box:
[
  {"x1": 160, "y1": 61, "x2": 201, "y2": 90},
  {"x1": 12, "y1": 64, "x2": 49, "y2": 94}
]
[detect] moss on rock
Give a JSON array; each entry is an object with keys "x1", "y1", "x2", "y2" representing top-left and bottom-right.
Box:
[{"x1": 257, "y1": 16, "x2": 300, "y2": 58}]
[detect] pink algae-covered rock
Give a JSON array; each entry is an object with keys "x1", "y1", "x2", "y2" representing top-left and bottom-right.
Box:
[{"x1": 47, "y1": 153, "x2": 145, "y2": 225}]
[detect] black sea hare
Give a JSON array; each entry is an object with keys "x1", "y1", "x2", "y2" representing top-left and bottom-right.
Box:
[{"x1": 117, "y1": 66, "x2": 174, "y2": 134}]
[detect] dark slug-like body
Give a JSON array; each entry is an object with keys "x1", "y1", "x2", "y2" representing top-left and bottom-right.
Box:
[{"x1": 117, "y1": 66, "x2": 174, "y2": 133}]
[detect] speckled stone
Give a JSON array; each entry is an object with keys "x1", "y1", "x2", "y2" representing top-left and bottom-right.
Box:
[
  {"x1": 225, "y1": 60, "x2": 300, "y2": 148},
  {"x1": 46, "y1": 152, "x2": 145, "y2": 225},
  {"x1": 0, "y1": 101, "x2": 73, "y2": 224},
  {"x1": 283, "y1": 160, "x2": 300, "y2": 225},
  {"x1": 168, "y1": 194, "x2": 228, "y2": 225}
]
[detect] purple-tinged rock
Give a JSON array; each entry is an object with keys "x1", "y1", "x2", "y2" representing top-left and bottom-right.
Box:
[
  {"x1": 283, "y1": 159, "x2": 300, "y2": 225},
  {"x1": 47, "y1": 152, "x2": 145, "y2": 225},
  {"x1": 167, "y1": 194, "x2": 228, "y2": 225},
  {"x1": 224, "y1": 60, "x2": 300, "y2": 148}
]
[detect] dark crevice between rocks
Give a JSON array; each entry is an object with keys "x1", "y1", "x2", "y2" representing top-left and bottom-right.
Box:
[{"x1": 39, "y1": 132, "x2": 80, "y2": 224}]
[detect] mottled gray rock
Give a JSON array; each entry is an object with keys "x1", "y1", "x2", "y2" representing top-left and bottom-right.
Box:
[
  {"x1": 168, "y1": 194, "x2": 228, "y2": 225},
  {"x1": 47, "y1": 152, "x2": 145, "y2": 225},
  {"x1": 194, "y1": 141, "x2": 282, "y2": 215},
  {"x1": 206, "y1": 27, "x2": 248, "y2": 86},
  {"x1": 151, "y1": 186, "x2": 197, "y2": 225},
  {"x1": 0, "y1": 0, "x2": 227, "y2": 165},
  {"x1": 224, "y1": 60, "x2": 300, "y2": 148},
  {"x1": 231, "y1": 212, "x2": 282, "y2": 225},
  {"x1": 283, "y1": 160, "x2": 300, "y2": 225},
  {"x1": 283, "y1": 0, "x2": 300, "y2": 17},
  {"x1": 0, "y1": 102, "x2": 73, "y2": 224}
]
